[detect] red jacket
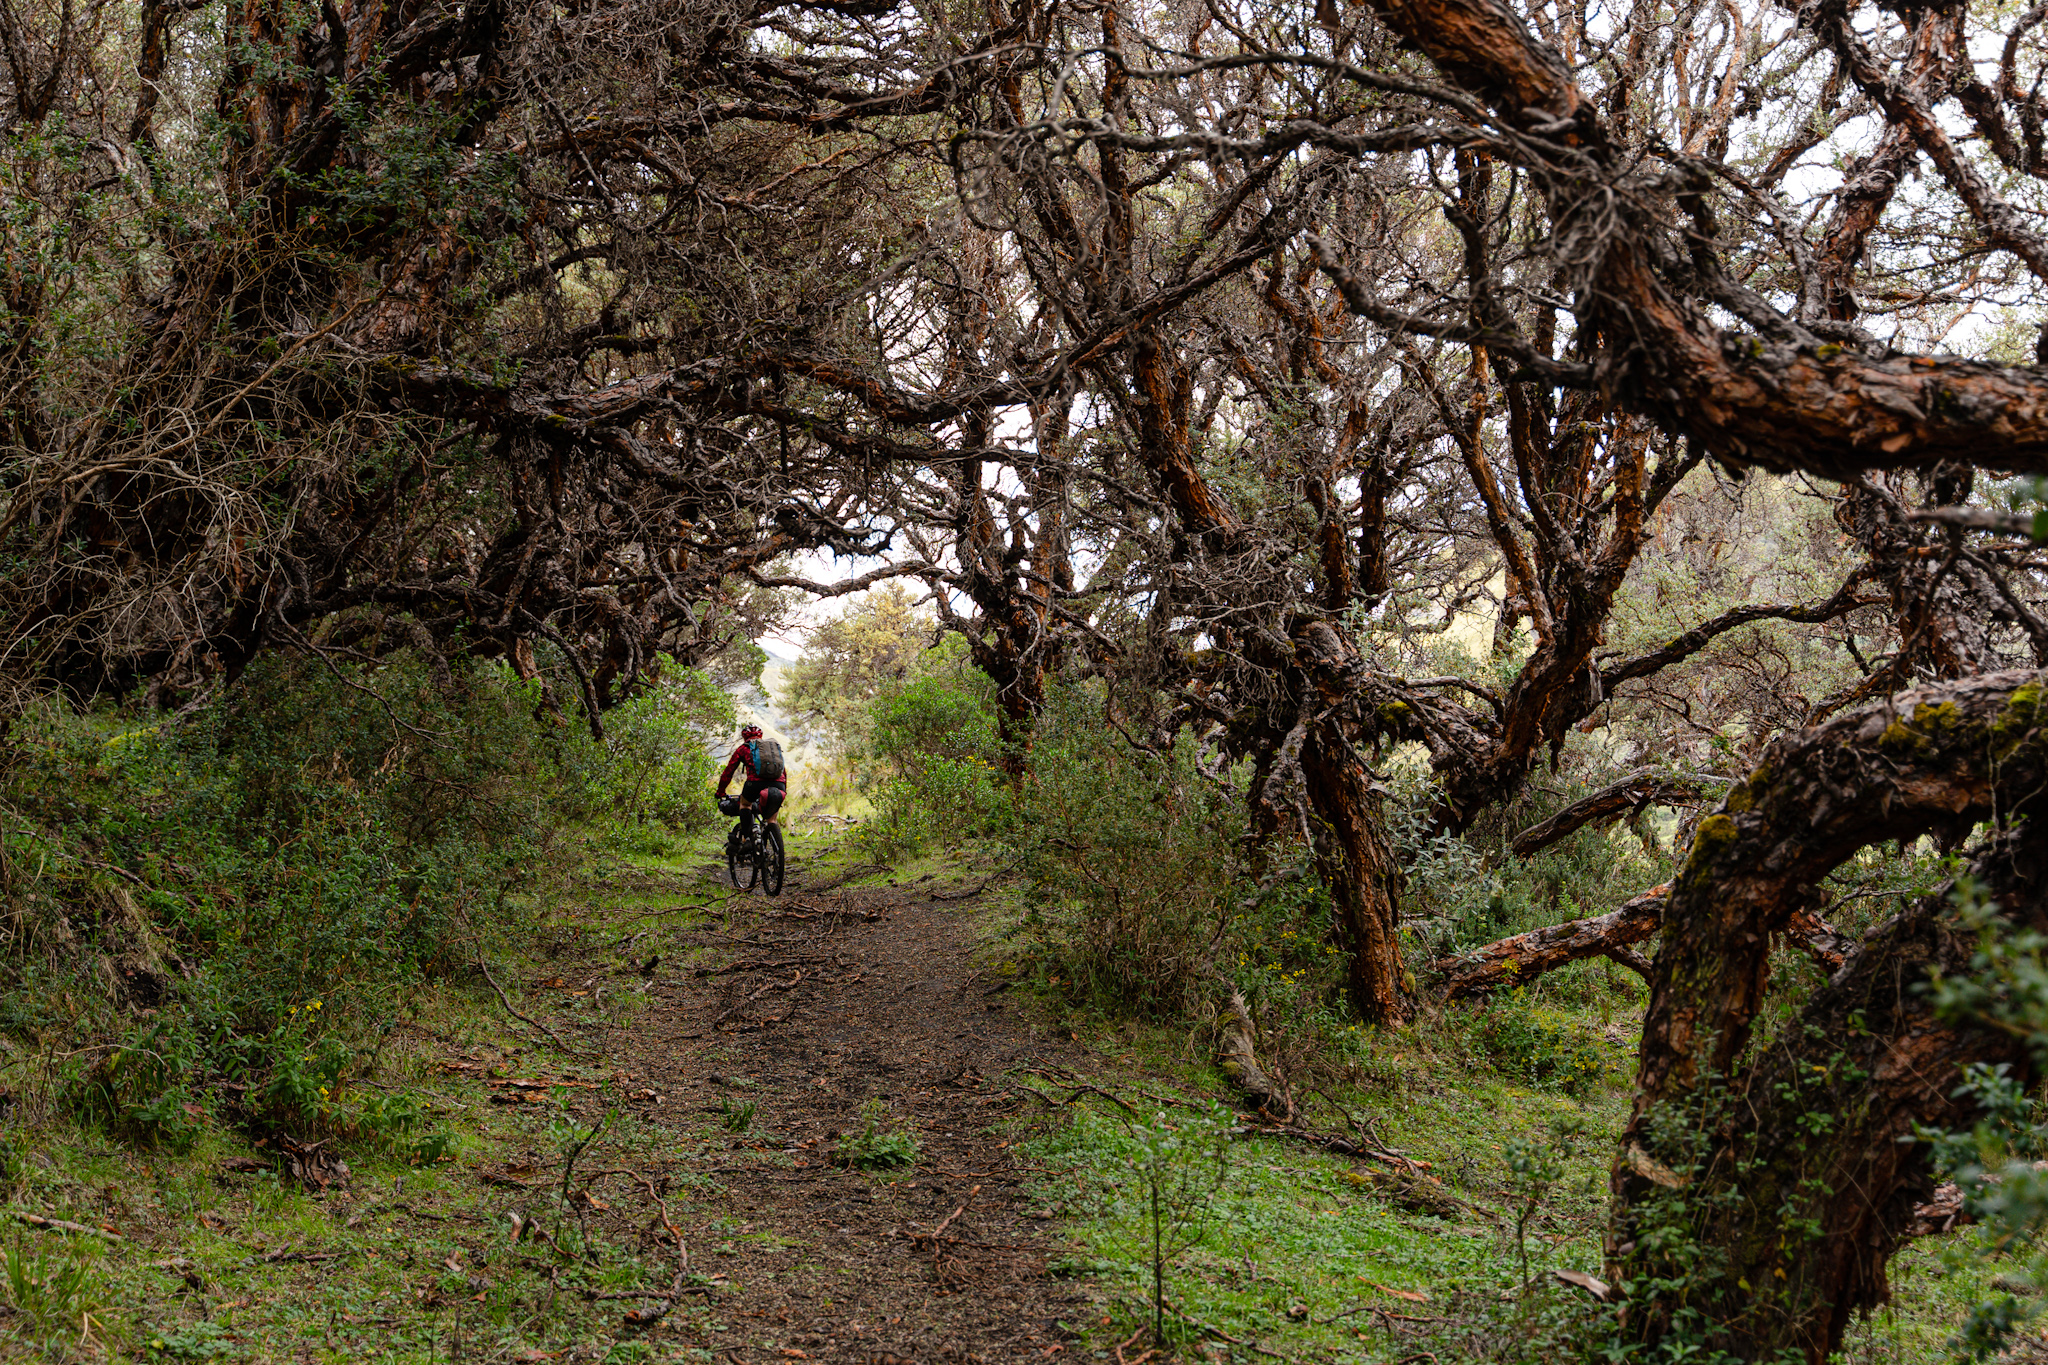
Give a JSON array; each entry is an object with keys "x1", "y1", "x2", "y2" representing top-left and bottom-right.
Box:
[{"x1": 718, "y1": 742, "x2": 785, "y2": 791}]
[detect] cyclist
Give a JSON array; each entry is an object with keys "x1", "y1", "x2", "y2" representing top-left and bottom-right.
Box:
[{"x1": 716, "y1": 723, "x2": 787, "y2": 851}]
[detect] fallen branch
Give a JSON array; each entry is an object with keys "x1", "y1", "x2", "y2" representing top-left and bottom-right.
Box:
[
  {"x1": 1168, "y1": 1301, "x2": 1294, "y2": 1361},
  {"x1": 14, "y1": 1213, "x2": 122, "y2": 1239},
  {"x1": 1217, "y1": 991, "x2": 1294, "y2": 1121},
  {"x1": 1431, "y1": 886, "x2": 1668, "y2": 1000},
  {"x1": 1025, "y1": 1065, "x2": 1194, "y2": 1114},
  {"x1": 1229, "y1": 1122, "x2": 1414, "y2": 1171},
  {"x1": 613, "y1": 891, "x2": 752, "y2": 929},
  {"x1": 1018, "y1": 1067, "x2": 1160, "y2": 1117},
  {"x1": 692, "y1": 955, "x2": 835, "y2": 979},
  {"x1": 1231, "y1": 1124, "x2": 1499, "y2": 1222},
  {"x1": 474, "y1": 951, "x2": 594, "y2": 1057},
  {"x1": 714, "y1": 969, "x2": 809, "y2": 1026},
  {"x1": 243, "y1": 1248, "x2": 350, "y2": 1265},
  {"x1": 929, "y1": 859, "x2": 1017, "y2": 901},
  {"x1": 1511, "y1": 770, "x2": 1715, "y2": 856},
  {"x1": 617, "y1": 1175, "x2": 698, "y2": 1327},
  {"x1": 802, "y1": 863, "x2": 894, "y2": 893}
]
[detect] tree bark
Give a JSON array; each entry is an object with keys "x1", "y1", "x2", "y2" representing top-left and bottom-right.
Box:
[
  {"x1": 1301, "y1": 714, "x2": 1406, "y2": 1024},
  {"x1": 1348, "y1": 0, "x2": 2048, "y2": 481},
  {"x1": 1434, "y1": 890, "x2": 1849, "y2": 1001},
  {"x1": 1612, "y1": 671, "x2": 2048, "y2": 1360},
  {"x1": 1615, "y1": 825, "x2": 2047, "y2": 1361},
  {"x1": 1509, "y1": 771, "x2": 1709, "y2": 856}
]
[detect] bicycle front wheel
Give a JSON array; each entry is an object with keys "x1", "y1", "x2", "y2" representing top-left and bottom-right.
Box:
[
  {"x1": 728, "y1": 832, "x2": 754, "y2": 890},
  {"x1": 760, "y1": 825, "x2": 785, "y2": 897}
]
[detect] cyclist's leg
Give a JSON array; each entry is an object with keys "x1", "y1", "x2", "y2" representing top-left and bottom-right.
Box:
[
  {"x1": 757, "y1": 785, "x2": 785, "y2": 828},
  {"x1": 738, "y1": 780, "x2": 763, "y2": 839}
]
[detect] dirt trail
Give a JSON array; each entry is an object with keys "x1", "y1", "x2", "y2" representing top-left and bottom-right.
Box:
[{"x1": 605, "y1": 864, "x2": 1091, "y2": 1363}]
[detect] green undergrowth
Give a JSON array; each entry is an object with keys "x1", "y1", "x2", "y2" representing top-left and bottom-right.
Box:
[
  {"x1": 998, "y1": 971, "x2": 2010, "y2": 1363},
  {"x1": 1009, "y1": 1008, "x2": 1628, "y2": 1363},
  {"x1": 0, "y1": 822, "x2": 853, "y2": 1362}
]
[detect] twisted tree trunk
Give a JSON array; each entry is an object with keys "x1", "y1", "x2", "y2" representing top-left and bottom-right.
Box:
[
  {"x1": 1433, "y1": 887, "x2": 1666, "y2": 1000},
  {"x1": 1612, "y1": 672, "x2": 2048, "y2": 1360},
  {"x1": 1301, "y1": 714, "x2": 1406, "y2": 1023}
]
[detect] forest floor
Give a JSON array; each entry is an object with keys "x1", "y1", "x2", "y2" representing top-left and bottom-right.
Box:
[
  {"x1": 579, "y1": 860, "x2": 1091, "y2": 1362},
  {"x1": 0, "y1": 832, "x2": 1111, "y2": 1365},
  {"x1": 0, "y1": 822, "x2": 2025, "y2": 1363}
]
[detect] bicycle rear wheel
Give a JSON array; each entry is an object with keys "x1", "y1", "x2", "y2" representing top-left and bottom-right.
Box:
[
  {"x1": 760, "y1": 825, "x2": 785, "y2": 897},
  {"x1": 727, "y1": 828, "x2": 755, "y2": 890}
]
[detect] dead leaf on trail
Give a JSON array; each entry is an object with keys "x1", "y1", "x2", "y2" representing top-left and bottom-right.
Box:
[
  {"x1": 1554, "y1": 1268, "x2": 1613, "y2": 1301},
  {"x1": 279, "y1": 1135, "x2": 350, "y2": 1192},
  {"x1": 1363, "y1": 1280, "x2": 1429, "y2": 1302},
  {"x1": 534, "y1": 977, "x2": 568, "y2": 989},
  {"x1": 220, "y1": 1156, "x2": 266, "y2": 1174},
  {"x1": 1625, "y1": 1144, "x2": 1688, "y2": 1189}
]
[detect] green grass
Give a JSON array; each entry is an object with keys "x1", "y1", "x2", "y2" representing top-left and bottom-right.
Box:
[
  {"x1": 0, "y1": 822, "x2": 2027, "y2": 1364},
  {"x1": 0, "y1": 823, "x2": 821, "y2": 1364},
  {"x1": 1001, "y1": 962, "x2": 2016, "y2": 1364},
  {"x1": 1015, "y1": 1056, "x2": 1621, "y2": 1361}
]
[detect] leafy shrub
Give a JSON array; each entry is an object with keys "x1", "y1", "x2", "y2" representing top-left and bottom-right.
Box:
[
  {"x1": 550, "y1": 659, "x2": 734, "y2": 835},
  {"x1": 1005, "y1": 686, "x2": 1246, "y2": 1019},
  {"x1": 66, "y1": 1017, "x2": 206, "y2": 1152},
  {"x1": 1471, "y1": 990, "x2": 1607, "y2": 1093},
  {"x1": 834, "y1": 1097, "x2": 918, "y2": 1169},
  {"x1": 0, "y1": 644, "x2": 723, "y2": 1158},
  {"x1": 868, "y1": 668, "x2": 1005, "y2": 777},
  {"x1": 856, "y1": 665, "x2": 1012, "y2": 857},
  {"x1": 857, "y1": 757, "x2": 1010, "y2": 858},
  {"x1": 260, "y1": 1010, "x2": 352, "y2": 1130}
]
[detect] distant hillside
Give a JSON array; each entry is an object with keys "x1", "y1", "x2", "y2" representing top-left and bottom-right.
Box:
[{"x1": 723, "y1": 658, "x2": 826, "y2": 767}]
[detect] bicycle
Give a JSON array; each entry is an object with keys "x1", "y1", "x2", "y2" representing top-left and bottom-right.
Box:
[{"x1": 717, "y1": 795, "x2": 785, "y2": 896}]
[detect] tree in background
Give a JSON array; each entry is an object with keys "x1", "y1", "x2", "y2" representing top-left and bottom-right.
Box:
[{"x1": 782, "y1": 584, "x2": 936, "y2": 753}]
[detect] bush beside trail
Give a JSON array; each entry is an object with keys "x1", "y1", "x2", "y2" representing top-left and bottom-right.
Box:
[{"x1": 0, "y1": 651, "x2": 730, "y2": 1156}]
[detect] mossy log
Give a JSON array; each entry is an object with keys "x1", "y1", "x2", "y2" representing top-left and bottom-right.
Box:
[
  {"x1": 1431, "y1": 886, "x2": 1667, "y2": 1000},
  {"x1": 1216, "y1": 991, "x2": 1294, "y2": 1123}
]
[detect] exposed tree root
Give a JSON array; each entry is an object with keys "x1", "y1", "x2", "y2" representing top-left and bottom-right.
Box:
[{"x1": 1217, "y1": 991, "x2": 1295, "y2": 1122}]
